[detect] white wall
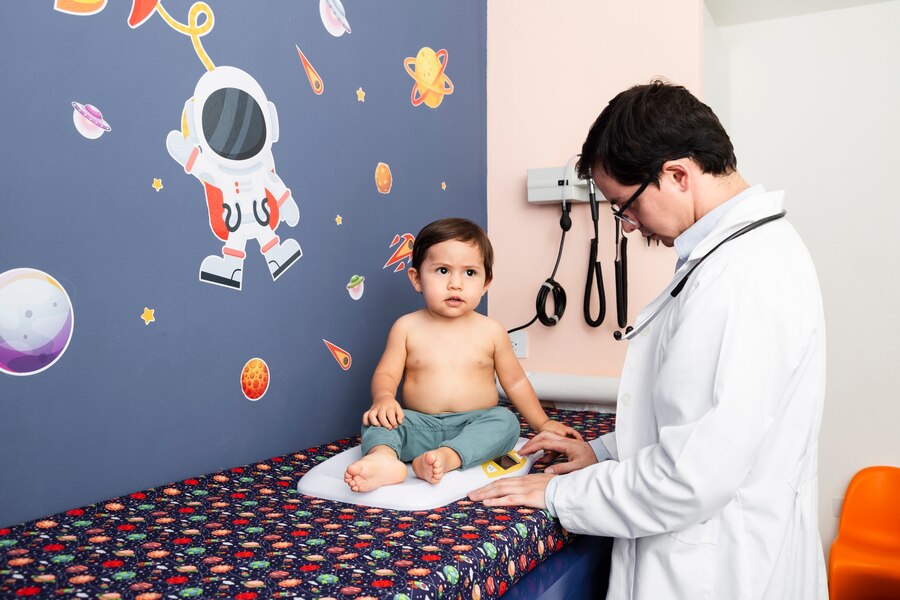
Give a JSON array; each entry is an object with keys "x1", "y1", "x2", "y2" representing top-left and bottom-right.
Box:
[
  {"x1": 716, "y1": 0, "x2": 900, "y2": 552},
  {"x1": 702, "y1": 3, "x2": 731, "y2": 126}
]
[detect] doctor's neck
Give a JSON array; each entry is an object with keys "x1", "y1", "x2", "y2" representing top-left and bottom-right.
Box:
[{"x1": 693, "y1": 169, "x2": 750, "y2": 222}]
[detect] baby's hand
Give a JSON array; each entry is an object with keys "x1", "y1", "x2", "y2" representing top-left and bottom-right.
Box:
[
  {"x1": 538, "y1": 419, "x2": 583, "y2": 441},
  {"x1": 363, "y1": 398, "x2": 404, "y2": 430}
]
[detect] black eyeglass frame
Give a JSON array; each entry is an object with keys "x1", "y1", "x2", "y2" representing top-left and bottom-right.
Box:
[{"x1": 610, "y1": 176, "x2": 654, "y2": 224}]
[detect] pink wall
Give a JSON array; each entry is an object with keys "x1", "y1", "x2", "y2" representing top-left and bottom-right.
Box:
[{"x1": 487, "y1": 0, "x2": 703, "y2": 376}]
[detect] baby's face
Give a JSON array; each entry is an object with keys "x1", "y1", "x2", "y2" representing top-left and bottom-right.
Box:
[{"x1": 408, "y1": 239, "x2": 490, "y2": 319}]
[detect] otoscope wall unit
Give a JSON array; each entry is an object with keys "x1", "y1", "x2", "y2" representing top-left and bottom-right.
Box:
[{"x1": 526, "y1": 164, "x2": 595, "y2": 204}]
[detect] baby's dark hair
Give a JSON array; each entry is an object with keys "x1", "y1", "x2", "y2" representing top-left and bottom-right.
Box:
[{"x1": 411, "y1": 218, "x2": 494, "y2": 281}]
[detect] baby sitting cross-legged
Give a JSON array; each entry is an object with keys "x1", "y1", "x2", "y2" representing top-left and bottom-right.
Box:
[{"x1": 344, "y1": 218, "x2": 582, "y2": 493}]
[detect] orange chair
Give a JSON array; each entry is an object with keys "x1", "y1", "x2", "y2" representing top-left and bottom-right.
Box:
[{"x1": 829, "y1": 466, "x2": 900, "y2": 600}]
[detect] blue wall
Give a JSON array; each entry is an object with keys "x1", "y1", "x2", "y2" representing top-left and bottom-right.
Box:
[{"x1": 0, "y1": 1, "x2": 487, "y2": 527}]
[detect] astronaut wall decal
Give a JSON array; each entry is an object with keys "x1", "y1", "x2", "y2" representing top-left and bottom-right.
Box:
[{"x1": 166, "y1": 66, "x2": 302, "y2": 290}]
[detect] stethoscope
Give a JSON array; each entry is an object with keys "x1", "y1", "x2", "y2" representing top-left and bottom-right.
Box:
[{"x1": 616, "y1": 209, "x2": 787, "y2": 342}]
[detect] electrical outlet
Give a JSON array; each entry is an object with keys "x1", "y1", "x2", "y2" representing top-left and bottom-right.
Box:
[{"x1": 509, "y1": 331, "x2": 528, "y2": 358}]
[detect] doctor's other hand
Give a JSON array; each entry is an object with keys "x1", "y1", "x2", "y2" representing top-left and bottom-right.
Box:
[
  {"x1": 468, "y1": 473, "x2": 555, "y2": 509},
  {"x1": 519, "y1": 431, "x2": 598, "y2": 475},
  {"x1": 537, "y1": 419, "x2": 583, "y2": 441},
  {"x1": 362, "y1": 398, "x2": 404, "y2": 430}
]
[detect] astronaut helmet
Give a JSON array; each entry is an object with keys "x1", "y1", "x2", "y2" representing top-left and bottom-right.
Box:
[{"x1": 188, "y1": 66, "x2": 279, "y2": 165}]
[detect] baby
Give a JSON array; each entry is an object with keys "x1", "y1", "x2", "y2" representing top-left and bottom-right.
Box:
[{"x1": 344, "y1": 218, "x2": 581, "y2": 492}]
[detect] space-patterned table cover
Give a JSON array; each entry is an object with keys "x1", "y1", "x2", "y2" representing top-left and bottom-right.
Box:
[{"x1": 1, "y1": 408, "x2": 614, "y2": 599}]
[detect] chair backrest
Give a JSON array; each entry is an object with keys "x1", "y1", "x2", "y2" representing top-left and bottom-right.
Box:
[{"x1": 837, "y1": 466, "x2": 900, "y2": 550}]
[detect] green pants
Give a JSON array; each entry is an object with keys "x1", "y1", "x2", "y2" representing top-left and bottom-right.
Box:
[{"x1": 360, "y1": 406, "x2": 520, "y2": 469}]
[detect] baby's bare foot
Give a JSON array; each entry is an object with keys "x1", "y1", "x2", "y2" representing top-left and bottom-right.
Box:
[
  {"x1": 412, "y1": 450, "x2": 445, "y2": 484},
  {"x1": 344, "y1": 452, "x2": 408, "y2": 492}
]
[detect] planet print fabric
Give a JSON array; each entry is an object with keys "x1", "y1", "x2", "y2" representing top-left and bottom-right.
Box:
[{"x1": 0, "y1": 408, "x2": 614, "y2": 599}]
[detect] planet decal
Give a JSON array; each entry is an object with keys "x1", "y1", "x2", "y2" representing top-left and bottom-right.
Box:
[
  {"x1": 319, "y1": 0, "x2": 351, "y2": 36},
  {"x1": 72, "y1": 102, "x2": 111, "y2": 139},
  {"x1": 240, "y1": 358, "x2": 269, "y2": 401},
  {"x1": 322, "y1": 339, "x2": 351, "y2": 371},
  {"x1": 346, "y1": 275, "x2": 365, "y2": 300},
  {"x1": 404, "y1": 47, "x2": 454, "y2": 109},
  {"x1": 375, "y1": 162, "x2": 392, "y2": 194},
  {"x1": 0, "y1": 268, "x2": 74, "y2": 376},
  {"x1": 54, "y1": 0, "x2": 107, "y2": 16}
]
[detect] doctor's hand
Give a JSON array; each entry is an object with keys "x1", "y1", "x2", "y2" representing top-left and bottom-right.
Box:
[
  {"x1": 468, "y1": 473, "x2": 554, "y2": 509},
  {"x1": 519, "y1": 431, "x2": 598, "y2": 475}
]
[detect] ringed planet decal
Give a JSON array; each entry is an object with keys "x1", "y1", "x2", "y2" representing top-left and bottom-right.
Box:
[
  {"x1": 319, "y1": 0, "x2": 351, "y2": 37},
  {"x1": 346, "y1": 275, "x2": 365, "y2": 300},
  {"x1": 72, "y1": 102, "x2": 111, "y2": 139},
  {"x1": 404, "y1": 47, "x2": 453, "y2": 109},
  {"x1": 322, "y1": 339, "x2": 351, "y2": 371}
]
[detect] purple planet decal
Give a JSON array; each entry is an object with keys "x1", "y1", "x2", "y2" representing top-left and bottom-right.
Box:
[
  {"x1": 0, "y1": 268, "x2": 74, "y2": 376},
  {"x1": 72, "y1": 101, "x2": 111, "y2": 139},
  {"x1": 319, "y1": 0, "x2": 350, "y2": 36}
]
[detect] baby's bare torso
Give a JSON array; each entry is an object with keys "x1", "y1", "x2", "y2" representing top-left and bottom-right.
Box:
[{"x1": 401, "y1": 311, "x2": 499, "y2": 414}]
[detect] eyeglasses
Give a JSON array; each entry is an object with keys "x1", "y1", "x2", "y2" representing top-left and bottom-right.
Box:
[{"x1": 610, "y1": 176, "x2": 653, "y2": 228}]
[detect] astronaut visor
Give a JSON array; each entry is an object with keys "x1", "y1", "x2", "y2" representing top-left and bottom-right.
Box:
[{"x1": 202, "y1": 87, "x2": 267, "y2": 161}]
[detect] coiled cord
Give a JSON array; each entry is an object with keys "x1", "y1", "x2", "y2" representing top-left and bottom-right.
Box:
[{"x1": 507, "y1": 206, "x2": 569, "y2": 334}]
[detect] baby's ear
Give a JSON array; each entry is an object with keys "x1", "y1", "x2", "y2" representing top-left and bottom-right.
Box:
[
  {"x1": 407, "y1": 267, "x2": 422, "y2": 292},
  {"x1": 482, "y1": 276, "x2": 492, "y2": 294}
]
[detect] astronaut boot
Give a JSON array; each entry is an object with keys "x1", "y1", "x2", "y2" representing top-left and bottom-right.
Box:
[
  {"x1": 263, "y1": 237, "x2": 302, "y2": 281},
  {"x1": 199, "y1": 253, "x2": 244, "y2": 290}
]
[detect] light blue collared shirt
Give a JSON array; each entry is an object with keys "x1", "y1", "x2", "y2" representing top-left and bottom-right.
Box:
[{"x1": 673, "y1": 184, "x2": 765, "y2": 272}]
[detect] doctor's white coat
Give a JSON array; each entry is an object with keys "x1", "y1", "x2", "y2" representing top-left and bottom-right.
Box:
[{"x1": 552, "y1": 190, "x2": 828, "y2": 599}]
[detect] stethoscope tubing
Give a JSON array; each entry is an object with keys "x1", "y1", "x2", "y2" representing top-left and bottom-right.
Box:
[{"x1": 621, "y1": 210, "x2": 787, "y2": 341}]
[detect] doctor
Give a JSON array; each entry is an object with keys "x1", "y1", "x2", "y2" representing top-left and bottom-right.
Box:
[{"x1": 469, "y1": 80, "x2": 827, "y2": 599}]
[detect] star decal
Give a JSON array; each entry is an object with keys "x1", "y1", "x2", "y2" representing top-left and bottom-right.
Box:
[
  {"x1": 335, "y1": 214, "x2": 343, "y2": 225},
  {"x1": 140, "y1": 307, "x2": 155, "y2": 325},
  {"x1": 151, "y1": 178, "x2": 163, "y2": 192},
  {"x1": 356, "y1": 87, "x2": 365, "y2": 102}
]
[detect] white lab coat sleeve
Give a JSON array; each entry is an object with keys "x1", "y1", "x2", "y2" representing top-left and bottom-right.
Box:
[
  {"x1": 552, "y1": 251, "x2": 810, "y2": 538},
  {"x1": 545, "y1": 433, "x2": 617, "y2": 517}
]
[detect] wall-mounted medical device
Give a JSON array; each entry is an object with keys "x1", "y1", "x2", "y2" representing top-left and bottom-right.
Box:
[
  {"x1": 513, "y1": 159, "x2": 615, "y2": 335},
  {"x1": 526, "y1": 164, "x2": 592, "y2": 204}
]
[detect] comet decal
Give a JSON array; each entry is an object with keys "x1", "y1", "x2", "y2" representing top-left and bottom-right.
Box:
[{"x1": 323, "y1": 339, "x2": 352, "y2": 371}]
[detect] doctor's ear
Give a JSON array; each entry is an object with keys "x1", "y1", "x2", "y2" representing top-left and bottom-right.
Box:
[{"x1": 662, "y1": 159, "x2": 691, "y2": 192}]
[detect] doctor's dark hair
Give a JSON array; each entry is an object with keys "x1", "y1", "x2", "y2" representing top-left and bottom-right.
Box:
[
  {"x1": 411, "y1": 218, "x2": 494, "y2": 281},
  {"x1": 576, "y1": 80, "x2": 737, "y2": 186}
]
